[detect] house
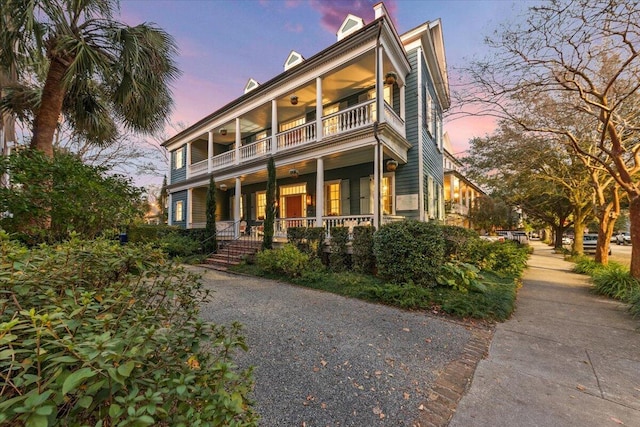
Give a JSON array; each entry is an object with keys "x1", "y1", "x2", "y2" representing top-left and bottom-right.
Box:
[
  {"x1": 442, "y1": 133, "x2": 485, "y2": 229},
  {"x1": 162, "y1": 2, "x2": 450, "y2": 240}
]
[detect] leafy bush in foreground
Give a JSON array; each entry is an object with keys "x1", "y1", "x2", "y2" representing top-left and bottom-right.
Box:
[
  {"x1": 256, "y1": 243, "x2": 311, "y2": 277},
  {"x1": 0, "y1": 233, "x2": 257, "y2": 426},
  {"x1": 373, "y1": 220, "x2": 445, "y2": 287},
  {"x1": 466, "y1": 240, "x2": 529, "y2": 278}
]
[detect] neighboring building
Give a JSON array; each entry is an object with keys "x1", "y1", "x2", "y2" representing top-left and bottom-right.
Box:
[
  {"x1": 162, "y1": 3, "x2": 450, "y2": 239},
  {"x1": 442, "y1": 133, "x2": 485, "y2": 229}
]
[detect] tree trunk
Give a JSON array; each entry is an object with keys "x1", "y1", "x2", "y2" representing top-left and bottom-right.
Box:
[
  {"x1": 573, "y1": 222, "x2": 585, "y2": 255},
  {"x1": 553, "y1": 224, "x2": 565, "y2": 249},
  {"x1": 31, "y1": 57, "x2": 68, "y2": 157},
  {"x1": 630, "y1": 195, "x2": 640, "y2": 279}
]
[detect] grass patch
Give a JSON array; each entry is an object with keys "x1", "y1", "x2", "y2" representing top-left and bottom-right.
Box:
[{"x1": 231, "y1": 264, "x2": 518, "y2": 321}]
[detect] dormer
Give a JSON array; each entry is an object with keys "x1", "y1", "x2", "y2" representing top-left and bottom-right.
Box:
[
  {"x1": 284, "y1": 50, "x2": 304, "y2": 71},
  {"x1": 244, "y1": 78, "x2": 260, "y2": 94},
  {"x1": 337, "y1": 14, "x2": 364, "y2": 41}
]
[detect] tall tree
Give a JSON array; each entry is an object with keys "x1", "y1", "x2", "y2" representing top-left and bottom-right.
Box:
[
  {"x1": 262, "y1": 156, "x2": 276, "y2": 250},
  {"x1": 0, "y1": 0, "x2": 180, "y2": 158},
  {"x1": 204, "y1": 175, "x2": 217, "y2": 254},
  {"x1": 456, "y1": 0, "x2": 640, "y2": 277}
]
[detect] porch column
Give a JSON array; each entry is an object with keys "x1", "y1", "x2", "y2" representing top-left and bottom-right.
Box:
[
  {"x1": 167, "y1": 193, "x2": 173, "y2": 226},
  {"x1": 207, "y1": 130, "x2": 214, "y2": 173},
  {"x1": 373, "y1": 145, "x2": 380, "y2": 229},
  {"x1": 376, "y1": 44, "x2": 385, "y2": 123},
  {"x1": 450, "y1": 176, "x2": 455, "y2": 202},
  {"x1": 316, "y1": 77, "x2": 323, "y2": 141},
  {"x1": 235, "y1": 118, "x2": 241, "y2": 165},
  {"x1": 400, "y1": 84, "x2": 406, "y2": 122},
  {"x1": 234, "y1": 177, "x2": 241, "y2": 238},
  {"x1": 185, "y1": 142, "x2": 192, "y2": 179},
  {"x1": 187, "y1": 188, "x2": 193, "y2": 228},
  {"x1": 315, "y1": 157, "x2": 324, "y2": 228},
  {"x1": 271, "y1": 100, "x2": 278, "y2": 154}
]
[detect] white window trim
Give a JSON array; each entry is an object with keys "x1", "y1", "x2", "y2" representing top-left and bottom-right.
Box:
[{"x1": 324, "y1": 180, "x2": 342, "y2": 216}]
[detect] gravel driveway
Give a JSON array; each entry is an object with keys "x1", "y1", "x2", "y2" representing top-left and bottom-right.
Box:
[{"x1": 195, "y1": 267, "x2": 475, "y2": 426}]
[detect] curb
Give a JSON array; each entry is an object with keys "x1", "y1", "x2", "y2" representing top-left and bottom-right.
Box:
[{"x1": 414, "y1": 325, "x2": 494, "y2": 427}]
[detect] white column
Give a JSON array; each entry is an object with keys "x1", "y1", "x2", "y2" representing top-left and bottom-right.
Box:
[
  {"x1": 234, "y1": 177, "x2": 241, "y2": 238},
  {"x1": 373, "y1": 145, "x2": 380, "y2": 229},
  {"x1": 234, "y1": 118, "x2": 241, "y2": 165},
  {"x1": 315, "y1": 157, "x2": 324, "y2": 227},
  {"x1": 417, "y1": 47, "x2": 425, "y2": 221},
  {"x1": 185, "y1": 143, "x2": 192, "y2": 179},
  {"x1": 399, "y1": 84, "x2": 406, "y2": 122},
  {"x1": 187, "y1": 188, "x2": 193, "y2": 228},
  {"x1": 450, "y1": 176, "x2": 456, "y2": 201},
  {"x1": 167, "y1": 193, "x2": 173, "y2": 226},
  {"x1": 207, "y1": 130, "x2": 213, "y2": 173},
  {"x1": 316, "y1": 77, "x2": 323, "y2": 141},
  {"x1": 376, "y1": 45, "x2": 385, "y2": 123},
  {"x1": 271, "y1": 100, "x2": 278, "y2": 154}
]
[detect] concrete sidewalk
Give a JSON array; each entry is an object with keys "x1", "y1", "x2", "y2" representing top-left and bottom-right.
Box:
[{"x1": 449, "y1": 241, "x2": 640, "y2": 427}]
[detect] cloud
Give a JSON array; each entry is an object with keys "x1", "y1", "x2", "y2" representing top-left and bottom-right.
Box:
[
  {"x1": 309, "y1": 0, "x2": 398, "y2": 32},
  {"x1": 285, "y1": 22, "x2": 304, "y2": 33}
]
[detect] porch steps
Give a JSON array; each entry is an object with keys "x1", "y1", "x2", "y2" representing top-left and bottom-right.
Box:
[{"x1": 202, "y1": 240, "x2": 262, "y2": 271}]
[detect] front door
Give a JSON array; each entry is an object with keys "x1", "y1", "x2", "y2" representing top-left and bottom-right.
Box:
[{"x1": 285, "y1": 195, "x2": 303, "y2": 227}]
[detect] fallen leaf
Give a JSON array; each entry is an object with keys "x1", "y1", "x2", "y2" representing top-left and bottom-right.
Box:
[
  {"x1": 576, "y1": 384, "x2": 586, "y2": 391},
  {"x1": 418, "y1": 404, "x2": 425, "y2": 411},
  {"x1": 313, "y1": 366, "x2": 320, "y2": 372},
  {"x1": 610, "y1": 417, "x2": 624, "y2": 425},
  {"x1": 321, "y1": 402, "x2": 327, "y2": 409},
  {"x1": 425, "y1": 338, "x2": 432, "y2": 343},
  {"x1": 320, "y1": 360, "x2": 327, "y2": 367},
  {"x1": 306, "y1": 395, "x2": 315, "y2": 401},
  {"x1": 402, "y1": 328, "x2": 410, "y2": 332},
  {"x1": 403, "y1": 392, "x2": 410, "y2": 400},
  {"x1": 375, "y1": 370, "x2": 382, "y2": 376},
  {"x1": 372, "y1": 406, "x2": 383, "y2": 415}
]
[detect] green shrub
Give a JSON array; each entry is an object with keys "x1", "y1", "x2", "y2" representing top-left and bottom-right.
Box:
[
  {"x1": 256, "y1": 244, "x2": 310, "y2": 277},
  {"x1": 373, "y1": 220, "x2": 445, "y2": 287},
  {"x1": 159, "y1": 232, "x2": 202, "y2": 259},
  {"x1": 352, "y1": 226, "x2": 376, "y2": 274},
  {"x1": 329, "y1": 227, "x2": 350, "y2": 272},
  {"x1": 592, "y1": 264, "x2": 640, "y2": 302},
  {"x1": 572, "y1": 256, "x2": 607, "y2": 276},
  {"x1": 128, "y1": 224, "x2": 179, "y2": 243},
  {"x1": 306, "y1": 227, "x2": 326, "y2": 260},
  {"x1": 441, "y1": 225, "x2": 479, "y2": 260},
  {"x1": 466, "y1": 240, "x2": 529, "y2": 278},
  {"x1": 629, "y1": 290, "x2": 640, "y2": 319},
  {"x1": 436, "y1": 261, "x2": 487, "y2": 294},
  {"x1": 0, "y1": 232, "x2": 257, "y2": 426}
]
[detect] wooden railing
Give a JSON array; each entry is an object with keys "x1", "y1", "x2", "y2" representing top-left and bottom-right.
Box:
[
  {"x1": 277, "y1": 122, "x2": 316, "y2": 150},
  {"x1": 384, "y1": 103, "x2": 405, "y2": 136},
  {"x1": 323, "y1": 100, "x2": 375, "y2": 137},
  {"x1": 240, "y1": 136, "x2": 272, "y2": 161}
]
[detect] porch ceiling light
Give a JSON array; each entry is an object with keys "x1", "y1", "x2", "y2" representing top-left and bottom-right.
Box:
[
  {"x1": 386, "y1": 159, "x2": 398, "y2": 171},
  {"x1": 290, "y1": 95, "x2": 299, "y2": 105},
  {"x1": 289, "y1": 168, "x2": 299, "y2": 178},
  {"x1": 384, "y1": 71, "x2": 397, "y2": 85},
  {"x1": 219, "y1": 128, "x2": 227, "y2": 136},
  {"x1": 219, "y1": 184, "x2": 228, "y2": 191}
]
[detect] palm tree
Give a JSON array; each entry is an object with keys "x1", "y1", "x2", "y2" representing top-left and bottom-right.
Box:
[{"x1": 0, "y1": 0, "x2": 179, "y2": 157}]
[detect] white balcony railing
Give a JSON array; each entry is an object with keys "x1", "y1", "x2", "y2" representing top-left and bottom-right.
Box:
[
  {"x1": 187, "y1": 98, "x2": 400, "y2": 177},
  {"x1": 384, "y1": 103, "x2": 405, "y2": 136},
  {"x1": 323, "y1": 100, "x2": 374, "y2": 137},
  {"x1": 211, "y1": 151, "x2": 235, "y2": 170},
  {"x1": 189, "y1": 159, "x2": 208, "y2": 176},
  {"x1": 240, "y1": 136, "x2": 272, "y2": 161},
  {"x1": 277, "y1": 122, "x2": 316, "y2": 150}
]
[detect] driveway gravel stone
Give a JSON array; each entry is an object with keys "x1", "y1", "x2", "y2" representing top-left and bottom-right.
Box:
[{"x1": 194, "y1": 267, "x2": 479, "y2": 426}]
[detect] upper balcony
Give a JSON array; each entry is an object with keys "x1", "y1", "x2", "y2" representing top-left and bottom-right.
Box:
[{"x1": 168, "y1": 25, "x2": 412, "y2": 184}]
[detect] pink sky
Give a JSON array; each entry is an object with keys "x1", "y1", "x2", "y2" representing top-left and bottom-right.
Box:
[{"x1": 120, "y1": 0, "x2": 513, "y2": 177}]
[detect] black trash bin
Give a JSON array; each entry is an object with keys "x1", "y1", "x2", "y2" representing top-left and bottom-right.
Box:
[{"x1": 119, "y1": 232, "x2": 128, "y2": 245}]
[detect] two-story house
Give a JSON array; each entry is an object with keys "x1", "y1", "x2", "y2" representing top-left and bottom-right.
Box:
[
  {"x1": 442, "y1": 133, "x2": 485, "y2": 229},
  {"x1": 162, "y1": 2, "x2": 450, "y2": 240}
]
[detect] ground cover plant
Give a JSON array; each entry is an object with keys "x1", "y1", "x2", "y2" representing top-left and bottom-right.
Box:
[
  {"x1": 235, "y1": 224, "x2": 529, "y2": 321},
  {"x1": 0, "y1": 233, "x2": 257, "y2": 426},
  {"x1": 572, "y1": 256, "x2": 640, "y2": 317}
]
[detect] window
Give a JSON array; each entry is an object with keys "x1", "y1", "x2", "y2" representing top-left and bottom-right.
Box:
[
  {"x1": 325, "y1": 182, "x2": 341, "y2": 215},
  {"x1": 174, "y1": 148, "x2": 184, "y2": 170},
  {"x1": 256, "y1": 191, "x2": 266, "y2": 219},
  {"x1": 382, "y1": 175, "x2": 393, "y2": 215},
  {"x1": 423, "y1": 86, "x2": 433, "y2": 135},
  {"x1": 174, "y1": 201, "x2": 184, "y2": 221}
]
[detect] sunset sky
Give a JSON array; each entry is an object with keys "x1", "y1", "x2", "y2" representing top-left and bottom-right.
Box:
[{"x1": 120, "y1": 0, "x2": 522, "y2": 156}]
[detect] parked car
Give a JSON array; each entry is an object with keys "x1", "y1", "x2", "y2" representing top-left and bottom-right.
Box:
[
  {"x1": 615, "y1": 232, "x2": 632, "y2": 245},
  {"x1": 562, "y1": 235, "x2": 573, "y2": 245},
  {"x1": 511, "y1": 231, "x2": 529, "y2": 244},
  {"x1": 583, "y1": 233, "x2": 611, "y2": 254}
]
